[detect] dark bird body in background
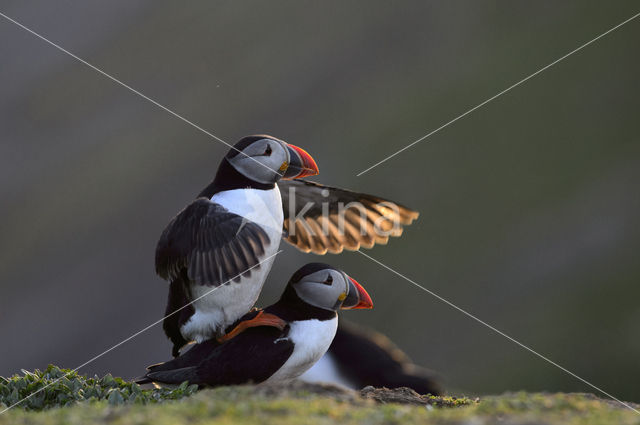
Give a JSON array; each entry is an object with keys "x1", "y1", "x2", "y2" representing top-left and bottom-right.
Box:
[
  {"x1": 138, "y1": 263, "x2": 373, "y2": 386},
  {"x1": 156, "y1": 135, "x2": 419, "y2": 357},
  {"x1": 301, "y1": 321, "x2": 442, "y2": 395}
]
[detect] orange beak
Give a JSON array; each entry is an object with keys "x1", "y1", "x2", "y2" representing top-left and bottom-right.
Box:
[
  {"x1": 341, "y1": 276, "x2": 373, "y2": 310},
  {"x1": 282, "y1": 144, "x2": 319, "y2": 179}
]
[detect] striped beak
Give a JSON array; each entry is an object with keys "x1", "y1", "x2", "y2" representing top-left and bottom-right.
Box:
[
  {"x1": 341, "y1": 276, "x2": 373, "y2": 310},
  {"x1": 282, "y1": 144, "x2": 319, "y2": 179}
]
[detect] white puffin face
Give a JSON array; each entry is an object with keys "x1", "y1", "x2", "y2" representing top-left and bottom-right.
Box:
[
  {"x1": 293, "y1": 268, "x2": 349, "y2": 311},
  {"x1": 291, "y1": 265, "x2": 373, "y2": 311},
  {"x1": 227, "y1": 137, "x2": 289, "y2": 184}
]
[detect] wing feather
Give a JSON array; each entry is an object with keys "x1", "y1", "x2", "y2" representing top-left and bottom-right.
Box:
[
  {"x1": 156, "y1": 198, "x2": 270, "y2": 287},
  {"x1": 279, "y1": 180, "x2": 418, "y2": 255}
]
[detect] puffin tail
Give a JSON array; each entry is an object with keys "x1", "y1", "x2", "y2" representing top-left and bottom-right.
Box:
[
  {"x1": 134, "y1": 375, "x2": 153, "y2": 385},
  {"x1": 146, "y1": 366, "x2": 199, "y2": 385}
]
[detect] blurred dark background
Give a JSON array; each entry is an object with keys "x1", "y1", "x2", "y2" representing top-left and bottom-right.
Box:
[{"x1": 1, "y1": 1, "x2": 639, "y2": 401}]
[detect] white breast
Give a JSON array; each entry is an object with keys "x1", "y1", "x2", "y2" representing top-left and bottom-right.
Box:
[
  {"x1": 264, "y1": 317, "x2": 339, "y2": 383},
  {"x1": 184, "y1": 262, "x2": 275, "y2": 341},
  {"x1": 210, "y1": 187, "x2": 284, "y2": 235},
  {"x1": 180, "y1": 187, "x2": 284, "y2": 342}
]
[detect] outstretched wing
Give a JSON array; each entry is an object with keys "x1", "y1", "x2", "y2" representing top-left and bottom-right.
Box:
[
  {"x1": 278, "y1": 180, "x2": 419, "y2": 255},
  {"x1": 156, "y1": 198, "x2": 271, "y2": 287},
  {"x1": 145, "y1": 327, "x2": 294, "y2": 386}
]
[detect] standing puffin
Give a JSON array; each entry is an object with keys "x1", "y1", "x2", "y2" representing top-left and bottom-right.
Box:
[
  {"x1": 138, "y1": 263, "x2": 373, "y2": 386},
  {"x1": 157, "y1": 135, "x2": 418, "y2": 357},
  {"x1": 157, "y1": 135, "x2": 319, "y2": 356}
]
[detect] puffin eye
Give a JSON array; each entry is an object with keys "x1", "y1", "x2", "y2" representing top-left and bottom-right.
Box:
[
  {"x1": 264, "y1": 145, "x2": 272, "y2": 156},
  {"x1": 324, "y1": 275, "x2": 333, "y2": 285}
]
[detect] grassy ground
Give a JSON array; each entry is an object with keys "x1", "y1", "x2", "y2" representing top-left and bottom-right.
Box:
[{"x1": 1, "y1": 368, "x2": 639, "y2": 425}]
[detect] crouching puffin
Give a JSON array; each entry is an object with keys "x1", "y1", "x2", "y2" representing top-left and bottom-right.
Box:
[
  {"x1": 157, "y1": 135, "x2": 418, "y2": 357},
  {"x1": 138, "y1": 263, "x2": 373, "y2": 386}
]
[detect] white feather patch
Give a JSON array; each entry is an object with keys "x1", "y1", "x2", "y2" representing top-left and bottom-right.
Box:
[
  {"x1": 264, "y1": 317, "x2": 338, "y2": 383},
  {"x1": 180, "y1": 186, "x2": 284, "y2": 341}
]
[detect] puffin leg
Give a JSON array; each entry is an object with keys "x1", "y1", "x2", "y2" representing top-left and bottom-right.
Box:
[{"x1": 217, "y1": 311, "x2": 287, "y2": 343}]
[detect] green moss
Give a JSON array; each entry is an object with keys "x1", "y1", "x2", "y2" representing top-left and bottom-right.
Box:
[
  {"x1": 0, "y1": 365, "x2": 197, "y2": 410},
  {"x1": 1, "y1": 367, "x2": 639, "y2": 424}
]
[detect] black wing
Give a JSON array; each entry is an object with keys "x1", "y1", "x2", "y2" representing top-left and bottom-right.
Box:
[
  {"x1": 146, "y1": 338, "x2": 222, "y2": 374},
  {"x1": 163, "y1": 273, "x2": 194, "y2": 357},
  {"x1": 156, "y1": 198, "x2": 271, "y2": 287},
  {"x1": 279, "y1": 180, "x2": 419, "y2": 255},
  {"x1": 144, "y1": 327, "x2": 294, "y2": 386}
]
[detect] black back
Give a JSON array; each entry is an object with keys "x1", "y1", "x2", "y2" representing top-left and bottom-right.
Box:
[{"x1": 143, "y1": 326, "x2": 294, "y2": 386}]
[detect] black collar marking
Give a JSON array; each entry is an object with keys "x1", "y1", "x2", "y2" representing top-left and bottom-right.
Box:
[
  {"x1": 199, "y1": 157, "x2": 275, "y2": 198},
  {"x1": 265, "y1": 285, "x2": 338, "y2": 322}
]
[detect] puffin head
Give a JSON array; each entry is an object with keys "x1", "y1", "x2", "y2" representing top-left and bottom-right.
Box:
[
  {"x1": 225, "y1": 135, "x2": 319, "y2": 185},
  {"x1": 288, "y1": 263, "x2": 373, "y2": 311}
]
